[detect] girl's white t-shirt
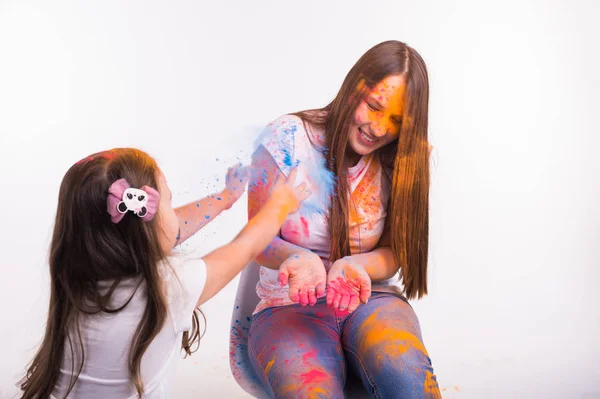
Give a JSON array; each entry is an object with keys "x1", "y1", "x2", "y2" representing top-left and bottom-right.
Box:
[{"x1": 51, "y1": 253, "x2": 206, "y2": 399}]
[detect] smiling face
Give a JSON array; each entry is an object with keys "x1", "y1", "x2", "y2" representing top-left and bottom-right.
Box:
[{"x1": 347, "y1": 74, "x2": 407, "y2": 164}]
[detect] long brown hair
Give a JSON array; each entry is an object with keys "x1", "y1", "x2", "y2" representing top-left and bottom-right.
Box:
[
  {"x1": 295, "y1": 40, "x2": 430, "y2": 299},
  {"x1": 20, "y1": 148, "x2": 203, "y2": 398}
]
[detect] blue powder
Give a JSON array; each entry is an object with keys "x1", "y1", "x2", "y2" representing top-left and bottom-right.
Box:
[
  {"x1": 251, "y1": 118, "x2": 336, "y2": 218},
  {"x1": 252, "y1": 121, "x2": 297, "y2": 174},
  {"x1": 281, "y1": 125, "x2": 297, "y2": 169},
  {"x1": 300, "y1": 155, "x2": 335, "y2": 218},
  {"x1": 281, "y1": 147, "x2": 292, "y2": 168}
]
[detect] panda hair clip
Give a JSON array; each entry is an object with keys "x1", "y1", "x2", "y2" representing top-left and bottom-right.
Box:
[{"x1": 107, "y1": 178, "x2": 160, "y2": 223}]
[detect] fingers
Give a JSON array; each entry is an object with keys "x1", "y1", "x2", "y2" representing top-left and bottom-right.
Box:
[
  {"x1": 298, "y1": 287, "x2": 309, "y2": 306},
  {"x1": 294, "y1": 181, "x2": 307, "y2": 193},
  {"x1": 315, "y1": 282, "x2": 325, "y2": 298},
  {"x1": 307, "y1": 288, "x2": 317, "y2": 306},
  {"x1": 286, "y1": 165, "x2": 298, "y2": 185},
  {"x1": 278, "y1": 270, "x2": 289, "y2": 287},
  {"x1": 226, "y1": 163, "x2": 251, "y2": 192},
  {"x1": 237, "y1": 165, "x2": 251, "y2": 183},
  {"x1": 289, "y1": 285, "x2": 300, "y2": 303},
  {"x1": 326, "y1": 286, "x2": 336, "y2": 306},
  {"x1": 331, "y1": 290, "x2": 342, "y2": 310},
  {"x1": 228, "y1": 163, "x2": 242, "y2": 178},
  {"x1": 327, "y1": 285, "x2": 360, "y2": 312},
  {"x1": 338, "y1": 293, "x2": 351, "y2": 311},
  {"x1": 274, "y1": 170, "x2": 286, "y2": 186},
  {"x1": 359, "y1": 279, "x2": 372, "y2": 304},
  {"x1": 294, "y1": 182, "x2": 311, "y2": 202},
  {"x1": 347, "y1": 296, "x2": 361, "y2": 313},
  {"x1": 297, "y1": 281, "x2": 323, "y2": 306}
]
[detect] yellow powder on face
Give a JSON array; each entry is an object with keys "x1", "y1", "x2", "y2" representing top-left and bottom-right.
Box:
[{"x1": 366, "y1": 75, "x2": 406, "y2": 136}]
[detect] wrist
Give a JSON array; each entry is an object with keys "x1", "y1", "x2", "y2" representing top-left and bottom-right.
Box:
[
  {"x1": 220, "y1": 188, "x2": 239, "y2": 209},
  {"x1": 340, "y1": 255, "x2": 366, "y2": 270},
  {"x1": 265, "y1": 193, "x2": 295, "y2": 222},
  {"x1": 281, "y1": 249, "x2": 316, "y2": 266}
]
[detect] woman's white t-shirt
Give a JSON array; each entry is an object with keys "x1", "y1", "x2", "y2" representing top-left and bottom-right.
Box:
[
  {"x1": 254, "y1": 115, "x2": 402, "y2": 314},
  {"x1": 51, "y1": 253, "x2": 206, "y2": 399}
]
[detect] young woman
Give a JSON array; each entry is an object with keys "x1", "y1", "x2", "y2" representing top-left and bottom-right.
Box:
[{"x1": 247, "y1": 40, "x2": 441, "y2": 398}]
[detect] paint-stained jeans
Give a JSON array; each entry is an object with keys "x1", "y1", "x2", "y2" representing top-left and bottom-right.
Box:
[{"x1": 248, "y1": 292, "x2": 441, "y2": 399}]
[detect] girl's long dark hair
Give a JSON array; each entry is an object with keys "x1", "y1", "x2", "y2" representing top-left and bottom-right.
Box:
[{"x1": 20, "y1": 148, "x2": 203, "y2": 398}]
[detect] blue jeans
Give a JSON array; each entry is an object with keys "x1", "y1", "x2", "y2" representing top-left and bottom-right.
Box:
[{"x1": 248, "y1": 292, "x2": 441, "y2": 399}]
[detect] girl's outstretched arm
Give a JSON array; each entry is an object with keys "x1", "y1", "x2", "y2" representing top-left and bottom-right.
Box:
[
  {"x1": 196, "y1": 166, "x2": 310, "y2": 306},
  {"x1": 175, "y1": 164, "x2": 249, "y2": 245}
]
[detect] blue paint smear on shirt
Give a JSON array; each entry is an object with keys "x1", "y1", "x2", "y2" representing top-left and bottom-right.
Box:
[{"x1": 252, "y1": 117, "x2": 336, "y2": 218}]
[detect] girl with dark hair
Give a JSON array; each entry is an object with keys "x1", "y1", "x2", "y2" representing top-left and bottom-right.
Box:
[{"x1": 20, "y1": 148, "x2": 309, "y2": 399}]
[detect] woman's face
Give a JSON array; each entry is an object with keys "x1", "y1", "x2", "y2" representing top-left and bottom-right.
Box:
[{"x1": 348, "y1": 74, "x2": 406, "y2": 159}]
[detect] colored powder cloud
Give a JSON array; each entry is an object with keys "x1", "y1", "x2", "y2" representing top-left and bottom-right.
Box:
[{"x1": 251, "y1": 118, "x2": 335, "y2": 218}]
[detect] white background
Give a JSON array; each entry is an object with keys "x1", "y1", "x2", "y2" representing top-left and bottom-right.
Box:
[{"x1": 1, "y1": 1, "x2": 599, "y2": 398}]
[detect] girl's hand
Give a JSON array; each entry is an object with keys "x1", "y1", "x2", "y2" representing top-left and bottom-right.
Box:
[
  {"x1": 267, "y1": 166, "x2": 311, "y2": 216},
  {"x1": 326, "y1": 256, "x2": 372, "y2": 313},
  {"x1": 222, "y1": 163, "x2": 251, "y2": 208}
]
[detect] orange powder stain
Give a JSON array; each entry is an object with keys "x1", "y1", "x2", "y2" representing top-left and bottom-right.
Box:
[
  {"x1": 423, "y1": 370, "x2": 442, "y2": 398},
  {"x1": 278, "y1": 382, "x2": 302, "y2": 397},
  {"x1": 355, "y1": 78, "x2": 368, "y2": 96},
  {"x1": 349, "y1": 156, "x2": 384, "y2": 231},
  {"x1": 278, "y1": 382, "x2": 330, "y2": 399},
  {"x1": 309, "y1": 387, "x2": 330, "y2": 398},
  {"x1": 248, "y1": 190, "x2": 295, "y2": 228},
  {"x1": 358, "y1": 309, "x2": 429, "y2": 363},
  {"x1": 343, "y1": 266, "x2": 362, "y2": 283},
  {"x1": 346, "y1": 154, "x2": 386, "y2": 255},
  {"x1": 264, "y1": 358, "x2": 275, "y2": 377}
]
